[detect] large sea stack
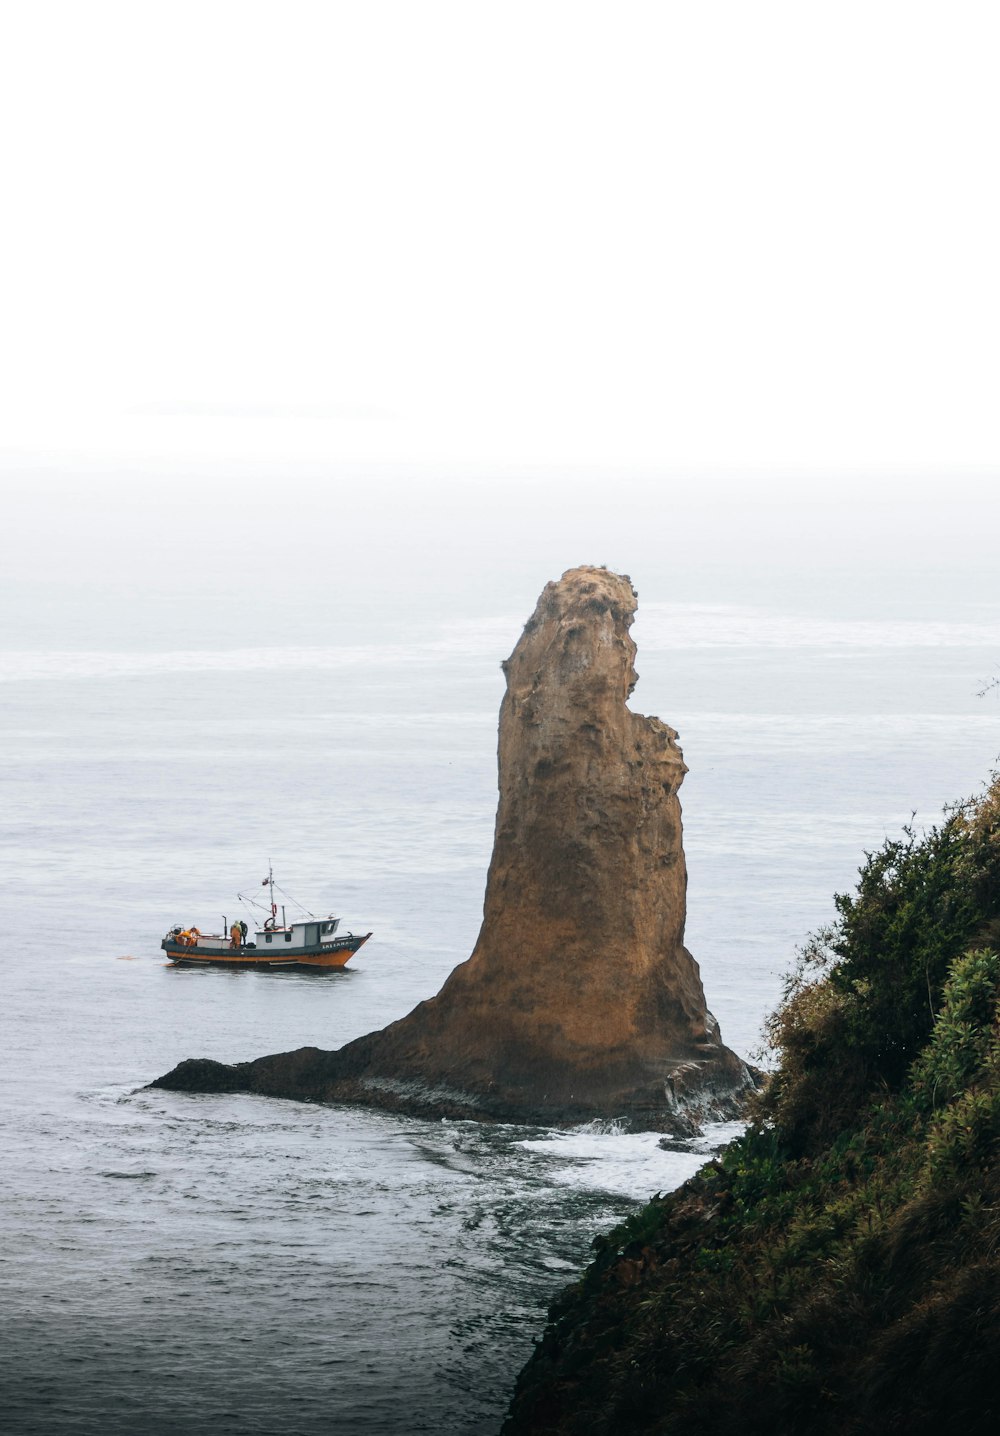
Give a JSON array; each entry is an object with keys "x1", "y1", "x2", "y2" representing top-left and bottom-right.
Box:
[{"x1": 153, "y1": 566, "x2": 751, "y2": 1130}]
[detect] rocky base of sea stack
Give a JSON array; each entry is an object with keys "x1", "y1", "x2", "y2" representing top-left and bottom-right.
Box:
[{"x1": 151, "y1": 1043, "x2": 757, "y2": 1134}]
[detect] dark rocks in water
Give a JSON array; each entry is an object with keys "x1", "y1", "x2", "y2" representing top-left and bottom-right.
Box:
[{"x1": 153, "y1": 565, "x2": 752, "y2": 1131}]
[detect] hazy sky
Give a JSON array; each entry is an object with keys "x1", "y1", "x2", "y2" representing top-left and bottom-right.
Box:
[{"x1": 2, "y1": 0, "x2": 998, "y2": 478}]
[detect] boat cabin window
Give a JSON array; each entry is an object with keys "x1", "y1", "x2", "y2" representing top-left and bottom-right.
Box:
[
  {"x1": 284, "y1": 932, "x2": 292, "y2": 942},
  {"x1": 321, "y1": 921, "x2": 338, "y2": 935},
  {"x1": 265, "y1": 933, "x2": 272, "y2": 944}
]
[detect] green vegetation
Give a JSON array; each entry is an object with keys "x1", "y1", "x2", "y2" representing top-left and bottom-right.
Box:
[{"x1": 504, "y1": 778, "x2": 1000, "y2": 1435}]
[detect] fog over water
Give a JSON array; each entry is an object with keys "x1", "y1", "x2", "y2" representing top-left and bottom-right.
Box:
[{"x1": 3, "y1": 2, "x2": 999, "y2": 1429}]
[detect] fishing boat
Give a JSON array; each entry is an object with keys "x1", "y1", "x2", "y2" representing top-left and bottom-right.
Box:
[{"x1": 161, "y1": 867, "x2": 373, "y2": 969}]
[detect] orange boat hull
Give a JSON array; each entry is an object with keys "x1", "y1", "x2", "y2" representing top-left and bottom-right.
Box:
[{"x1": 162, "y1": 933, "x2": 372, "y2": 969}]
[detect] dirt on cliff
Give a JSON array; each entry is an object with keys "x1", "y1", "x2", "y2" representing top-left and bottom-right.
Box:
[{"x1": 152, "y1": 565, "x2": 751, "y2": 1129}]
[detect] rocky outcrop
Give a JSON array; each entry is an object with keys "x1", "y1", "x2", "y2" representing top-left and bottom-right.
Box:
[{"x1": 152, "y1": 566, "x2": 751, "y2": 1130}]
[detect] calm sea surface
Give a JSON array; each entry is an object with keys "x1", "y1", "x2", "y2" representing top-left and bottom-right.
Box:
[{"x1": 2, "y1": 581, "x2": 998, "y2": 1434}]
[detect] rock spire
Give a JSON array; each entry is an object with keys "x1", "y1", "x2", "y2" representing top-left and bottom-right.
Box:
[{"x1": 153, "y1": 566, "x2": 751, "y2": 1130}]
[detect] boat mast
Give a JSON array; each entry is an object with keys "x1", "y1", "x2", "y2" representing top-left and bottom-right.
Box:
[{"x1": 268, "y1": 861, "x2": 277, "y2": 925}]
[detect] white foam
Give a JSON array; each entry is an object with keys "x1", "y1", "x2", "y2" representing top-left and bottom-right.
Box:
[
  {"x1": 5, "y1": 597, "x2": 998, "y2": 683},
  {"x1": 0, "y1": 644, "x2": 428, "y2": 683},
  {"x1": 517, "y1": 1120, "x2": 745, "y2": 1200},
  {"x1": 636, "y1": 603, "x2": 1000, "y2": 651}
]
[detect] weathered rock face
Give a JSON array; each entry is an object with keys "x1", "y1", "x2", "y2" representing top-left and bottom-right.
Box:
[{"x1": 153, "y1": 566, "x2": 751, "y2": 1130}]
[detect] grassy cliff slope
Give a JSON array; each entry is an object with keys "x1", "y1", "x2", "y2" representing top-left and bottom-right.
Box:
[{"x1": 504, "y1": 778, "x2": 1000, "y2": 1436}]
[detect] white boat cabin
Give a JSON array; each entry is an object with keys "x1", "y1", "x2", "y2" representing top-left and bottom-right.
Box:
[{"x1": 256, "y1": 917, "x2": 342, "y2": 950}]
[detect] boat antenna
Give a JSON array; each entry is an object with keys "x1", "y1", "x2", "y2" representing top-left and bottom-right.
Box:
[{"x1": 264, "y1": 861, "x2": 277, "y2": 924}]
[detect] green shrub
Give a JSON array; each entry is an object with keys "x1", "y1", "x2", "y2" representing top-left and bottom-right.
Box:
[
  {"x1": 759, "y1": 777, "x2": 1000, "y2": 1150},
  {"x1": 910, "y1": 948, "x2": 1000, "y2": 1110}
]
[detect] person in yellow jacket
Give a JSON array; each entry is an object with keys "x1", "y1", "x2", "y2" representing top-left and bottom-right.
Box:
[{"x1": 230, "y1": 921, "x2": 242, "y2": 950}]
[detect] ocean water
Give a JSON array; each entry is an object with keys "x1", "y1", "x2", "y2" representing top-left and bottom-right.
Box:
[{"x1": 2, "y1": 571, "x2": 998, "y2": 1434}]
